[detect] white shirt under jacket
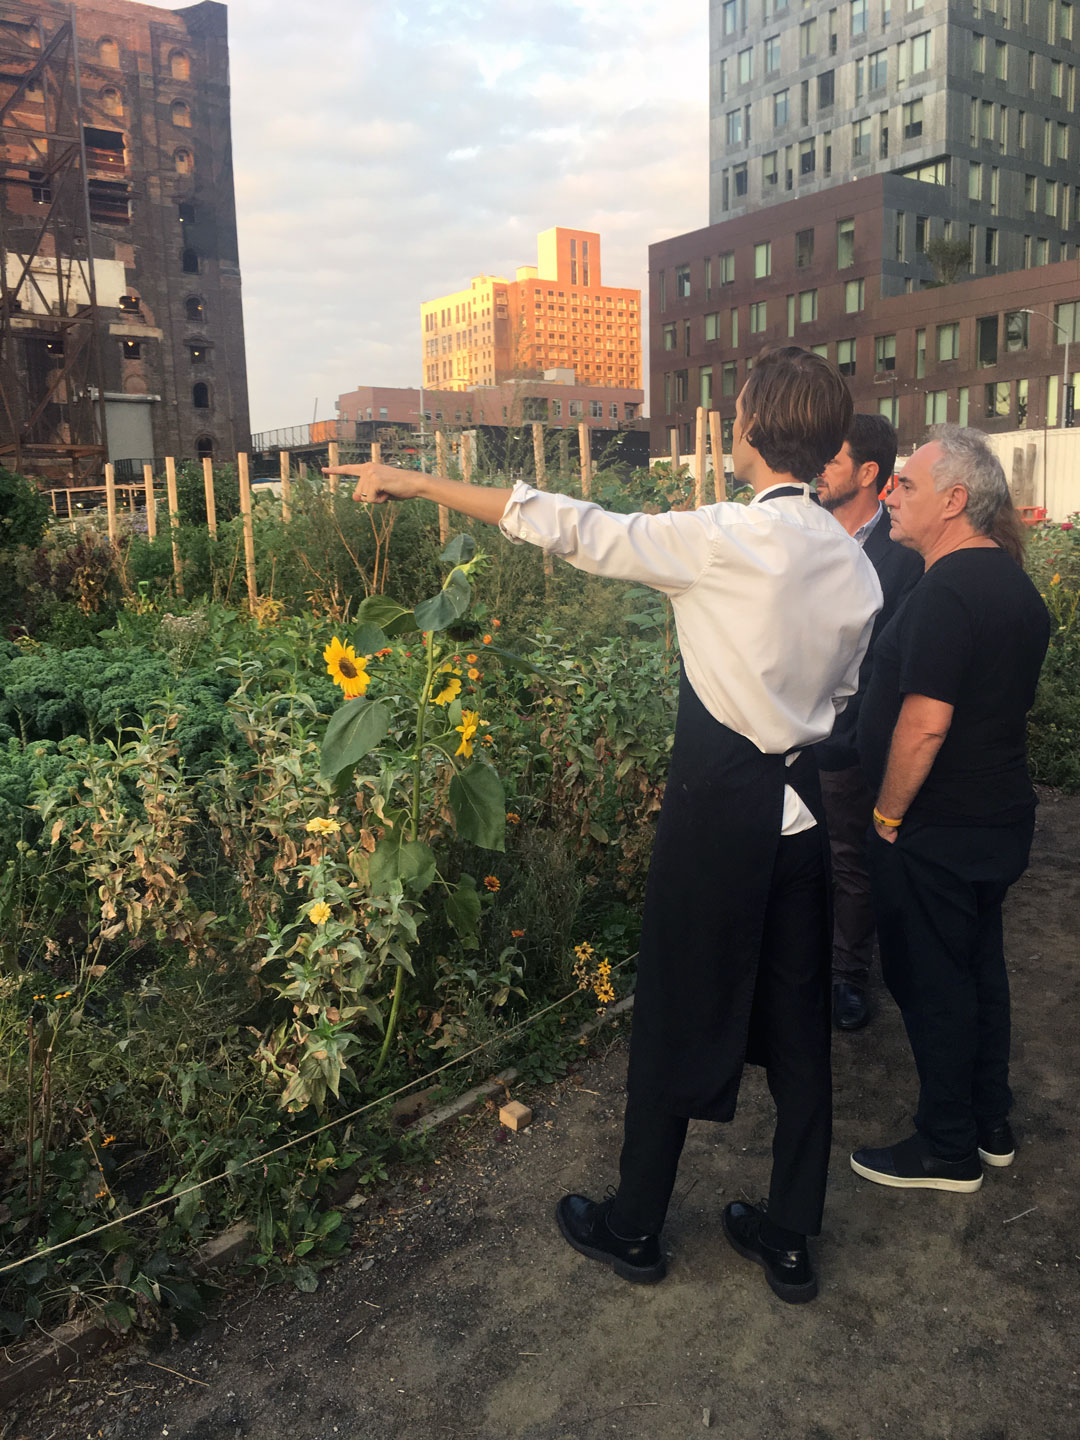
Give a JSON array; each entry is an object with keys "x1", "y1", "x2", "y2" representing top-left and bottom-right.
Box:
[{"x1": 498, "y1": 479, "x2": 883, "y2": 836}]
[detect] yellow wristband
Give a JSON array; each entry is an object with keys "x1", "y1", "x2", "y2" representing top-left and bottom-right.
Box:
[{"x1": 873, "y1": 807, "x2": 903, "y2": 829}]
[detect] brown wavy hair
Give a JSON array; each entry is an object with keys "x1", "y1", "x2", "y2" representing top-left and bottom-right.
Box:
[{"x1": 740, "y1": 345, "x2": 853, "y2": 483}]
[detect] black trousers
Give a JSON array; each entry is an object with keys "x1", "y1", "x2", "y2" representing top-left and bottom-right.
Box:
[
  {"x1": 866, "y1": 816, "x2": 1034, "y2": 1160},
  {"x1": 819, "y1": 764, "x2": 877, "y2": 986},
  {"x1": 612, "y1": 826, "x2": 832, "y2": 1238}
]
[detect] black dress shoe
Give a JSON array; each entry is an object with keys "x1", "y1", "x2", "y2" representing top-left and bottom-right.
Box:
[
  {"x1": 832, "y1": 980, "x2": 869, "y2": 1031},
  {"x1": 555, "y1": 1194, "x2": 666, "y2": 1284},
  {"x1": 977, "y1": 1121, "x2": 1016, "y2": 1167},
  {"x1": 721, "y1": 1201, "x2": 817, "y2": 1304},
  {"x1": 850, "y1": 1133, "x2": 982, "y2": 1192}
]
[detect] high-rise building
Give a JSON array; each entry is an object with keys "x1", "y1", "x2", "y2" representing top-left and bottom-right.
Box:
[
  {"x1": 0, "y1": 0, "x2": 249, "y2": 482},
  {"x1": 709, "y1": 0, "x2": 1078, "y2": 287},
  {"x1": 420, "y1": 228, "x2": 642, "y2": 393}
]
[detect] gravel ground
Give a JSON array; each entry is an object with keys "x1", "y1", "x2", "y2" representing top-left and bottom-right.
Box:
[{"x1": 6, "y1": 791, "x2": 1078, "y2": 1440}]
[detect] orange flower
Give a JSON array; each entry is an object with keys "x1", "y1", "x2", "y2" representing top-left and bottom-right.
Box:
[
  {"x1": 375, "y1": 647, "x2": 393, "y2": 658},
  {"x1": 493, "y1": 619, "x2": 501, "y2": 628},
  {"x1": 484, "y1": 875, "x2": 500, "y2": 892},
  {"x1": 511, "y1": 928, "x2": 525, "y2": 938},
  {"x1": 466, "y1": 653, "x2": 479, "y2": 664},
  {"x1": 482, "y1": 634, "x2": 492, "y2": 644},
  {"x1": 506, "y1": 811, "x2": 520, "y2": 823},
  {"x1": 468, "y1": 667, "x2": 480, "y2": 681}
]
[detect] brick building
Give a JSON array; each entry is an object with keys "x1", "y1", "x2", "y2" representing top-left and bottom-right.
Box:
[
  {"x1": 420, "y1": 228, "x2": 641, "y2": 393},
  {"x1": 651, "y1": 180, "x2": 1080, "y2": 457},
  {"x1": 0, "y1": 0, "x2": 249, "y2": 479},
  {"x1": 337, "y1": 375, "x2": 644, "y2": 431}
]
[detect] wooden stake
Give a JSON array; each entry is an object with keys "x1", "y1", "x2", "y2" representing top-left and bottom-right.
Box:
[
  {"x1": 202, "y1": 455, "x2": 217, "y2": 538},
  {"x1": 694, "y1": 407, "x2": 706, "y2": 509},
  {"x1": 670, "y1": 429, "x2": 680, "y2": 470},
  {"x1": 165, "y1": 456, "x2": 183, "y2": 595},
  {"x1": 143, "y1": 463, "x2": 156, "y2": 541},
  {"x1": 577, "y1": 421, "x2": 591, "y2": 498},
  {"x1": 237, "y1": 451, "x2": 257, "y2": 610},
  {"x1": 370, "y1": 441, "x2": 381, "y2": 464},
  {"x1": 104, "y1": 462, "x2": 117, "y2": 542},
  {"x1": 532, "y1": 421, "x2": 546, "y2": 487},
  {"x1": 279, "y1": 450, "x2": 291, "y2": 522},
  {"x1": 299, "y1": 460, "x2": 308, "y2": 480},
  {"x1": 708, "y1": 410, "x2": 725, "y2": 503},
  {"x1": 558, "y1": 430, "x2": 570, "y2": 480},
  {"x1": 435, "y1": 430, "x2": 449, "y2": 545},
  {"x1": 461, "y1": 431, "x2": 473, "y2": 484},
  {"x1": 327, "y1": 440, "x2": 339, "y2": 494}
]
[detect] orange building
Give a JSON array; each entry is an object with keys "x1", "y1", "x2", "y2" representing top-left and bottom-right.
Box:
[{"x1": 420, "y1": 227, "x2": 641, "y2": 393}]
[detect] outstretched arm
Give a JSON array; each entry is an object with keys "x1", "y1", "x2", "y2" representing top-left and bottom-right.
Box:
[{"x1": 324, "y1": 461, "x2": 512, "y2": 527}]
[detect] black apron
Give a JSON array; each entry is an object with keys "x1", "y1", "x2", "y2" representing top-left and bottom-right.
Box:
[{"x1": 626, "y1": 485, "x2": 829, "y2": 1122}]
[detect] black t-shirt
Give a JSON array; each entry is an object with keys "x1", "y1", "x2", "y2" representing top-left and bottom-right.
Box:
[{"x1": 858, "y1": 548, "x2": 1050, "y2": 826}]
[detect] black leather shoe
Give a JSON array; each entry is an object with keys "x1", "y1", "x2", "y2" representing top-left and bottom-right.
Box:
[
  {"x1": 850, "y1": 1134, "x2": 982, "y2": 1192},
  {"x1": 721, "y1": 1201, "x2": 817, "y2": 1303},
  {"x1": 832, "y1": 980, "x2": 869, "y2": 1031},
  {"x1": 555, "y1": 1194, "x2": 666, "y2": 1284},
  {"x1": 977, "y1": 1121, "x2": 1016, "y2": 1167}
]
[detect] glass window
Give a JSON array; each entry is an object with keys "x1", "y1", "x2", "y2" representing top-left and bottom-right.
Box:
[
  {"x1": 915, "y1": 215, "x2": 928, "y2": 254},
  {"x1": 844, "y1": 278, "x2": 865, "y2": 312},
  {"x1": 878, "y1": 396, "x2": 899, "y2": 424},
  {"x1": 869, "y1": 50, "x2": 887, "y2": 89},
  {"x1": 750, "y1": 301, "x2": 767, "y2": 333},
  {"x1": 853, "y1": 118, "x2": 871, "y2": 158},
  {"x1": 1005, "y1": 311, "x2": 1029, "y2": 351},
  {"x1": 958, "y1": 387, "x2": 969, "y2": 426},
  {"x1": 911, "y1": 31, "x2": 930, "y2": 73},
  {"x1": 903, "y1": 99, "x2": 923, "y2": 139},
  {"x1": 674, "y1": 370, "x2": 689, "y2": 404},
  {"x1": 796, "y1": 229, "x2": 814, "y2": 267},
  {"x1": 851, "y1": 0, "x2": 868, "y2": 34},
  {"x1": 1035, "y1": 236, "x2": 1049, "y2": 265},
  {"x1": 719, "y1": 251, "x2": 735, "y2": 284},
  {"x1": 731, "y1": 308, "x2": 739, "y2": 346},
  {"x1": 995, "y1": 40, "x2": 1007, "y2": 81},
  {"x1": 875, "y1": 333, "x2": 896, "y2": 371},
  {"x1": 837, "y1": 338, "x2": 857, "y2": 376},
  {"x1": 972, "y1": 32, "x2": 986, "y2": 70},
  {"x1": 1054, "y1": 301, "x2": 1080, "y2": 343},
  {"x1": 676, "y1": 265, "x2": 691, "y2": 299},
  {"x1": 765, "y1": 35, "x2": 781, "y2": 72},
  {"x1": 701, "y1": 367, "x2": 714, "y2": 408},
  {"x1": 937, "y1": 323, "x2": 960, "y2": 361},
  {"x1": 798, "y1": 289, "x2": 818, "y2": 322},
  {"x1": 722, "y1": 361, "x2": 738, "y2": 397},
  {"x1": 734, "y1": 163, "x2": 748, "y2": 196},
  {"x1": 787, "y1": 294, "x2": 796, "y2": 337},
  {"x1": 754, "y1": 241, "x2": 772, "y2": 278},
  {"x1": 915, "y1": 328, "x2": 926, "y2": 378},
  {"x1": 763, "y1": 150, "x2": 779, "y2": 187},
  {"x1": 705, "y1": 312, "x2": 720, "y2": 342},
  {"x1": 818, "y1": 69, "x2": 835, "y2": 108},
  {"x1": 976, "y1": 314, "x2": 998, "y2": 367},
  {"x1": 739, "y1": 47, "x2": 754, "y2": 83},
  {"x1": 837, "y1": 218, "x2": 855, "y2": 268},
  {"x1": 799, "y1": 18, "x2": 817, "y2": 57},
  {"x1": 985, "y1": 227, "x2": 999, "y2": 265},
  {"x1": 984, "y1": 381, "x2": 1010, "y2": 418},
  {"x1": 925, "y1": 390, "x2": 947, "y2": 425},
  {"x1": 799, "y1": 138, "x2": 816, "y2": 175},
  {"x1": 723, "y1": 0, "x2": 738, "y2": 33},
  {"x1": 969, "y1": 161, "x2": 982, "y2": 202},
  {"x1": 1051, "y1": 61, "x2": 1063, "y2": 98},
  {"x1": 727, "y1": 108, "x2": 743, "y2": 145},
  {"x1": 774, "y1": 89, "x2": 789, "y2": 128},
  {"x1": 663, "y1": 322, "x2": 676, "y2": 351}
]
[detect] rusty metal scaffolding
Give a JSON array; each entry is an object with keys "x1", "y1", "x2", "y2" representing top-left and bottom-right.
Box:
[{"x1": 0, "y1": 2, "x2": 107, "y2": 482}]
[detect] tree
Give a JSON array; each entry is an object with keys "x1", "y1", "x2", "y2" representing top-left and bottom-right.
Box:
[{"x1": 925, "y1": 236, "x2": 972, "y2": 288}]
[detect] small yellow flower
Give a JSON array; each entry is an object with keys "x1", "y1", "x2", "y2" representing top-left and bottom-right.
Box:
[
  {"x1": 484, "y1": 875, "x2": 500, "y2": 892},
  {"x1": 101, "y1": 1134, "x2": 116, "y2": 1146},
  {"x1": 431, "y1": 675, "x2": 462, "y2": 707},
  {"x1": 468, "y1": 667, "x2": 481, "y2": 681},
  {"x1": 1051, "y1": 573, "x2": 1060, "y2": 585},
  {"x1": 324, "y1": 637, "x2": 370, "y2": 698},
  {"x1": 455, "y1": 709, "x2": 486, "y2": 758},
  {"x1": 305, "y1": 817, "x2": 341, "y2": 835},
  {"x1": 308, "y1": 901, "x2": 333, "y2": 926}
]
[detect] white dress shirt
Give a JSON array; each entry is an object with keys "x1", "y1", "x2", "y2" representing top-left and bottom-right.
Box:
[
  {"x1": 499, "y1": 480, "x2": 883, "y2": 835},
  {"x1": 853, "y1": 501, "x2": 886, "y2": 548}
]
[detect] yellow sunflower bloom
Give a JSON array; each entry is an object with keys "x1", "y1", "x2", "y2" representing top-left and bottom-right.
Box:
[
  {"x1": 305, "y1": 817, "x2": 341, "y2": 835},
  {"x1": 431, "y1": 675, "x2": 462, "y2": 707},
  {"x1": 308, "y1": 901, "x2": 332, "y2": 925},
  {"x1": 455, "y1": 709, "x2": 485, "y2": 758},
  {"x1": 323, "y1": 637, "x2": 370, "y2": 698}
]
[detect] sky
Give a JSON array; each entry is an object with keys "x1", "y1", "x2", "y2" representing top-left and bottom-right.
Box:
[{"x1": 224, "y1": 0, "x2": 709, "y2": 433}]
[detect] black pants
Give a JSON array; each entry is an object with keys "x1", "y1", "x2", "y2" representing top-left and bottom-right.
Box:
[
  {"x1": 612, "y1": 826, "x2": 832, "y2": 1238},
  {"x1": 819, "y1": 764, "x2": 876, "y2": 986},
  {"x1": 866, "y1": 816, "x2": 1034, "y2": 1160}
]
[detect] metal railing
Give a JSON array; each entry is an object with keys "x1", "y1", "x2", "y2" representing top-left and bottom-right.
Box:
[{"x1": 249, "y1": 420, "x2": 353, "y2": 452}]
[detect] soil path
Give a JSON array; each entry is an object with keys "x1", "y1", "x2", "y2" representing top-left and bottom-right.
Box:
[{"x1": 9, "y1": 793, "x2": 1079, "y2": 1440}]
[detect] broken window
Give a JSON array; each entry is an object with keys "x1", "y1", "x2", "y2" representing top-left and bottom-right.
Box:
[
  {"x1": 89, "y1": 179, "x2": 129, "y2": 223},
  {"x1": 174, "y1": 148, "x2": 193, "y2": 176},
  {"x1": 28, "y1": 169, "x2": 51, "y2": 203},
  {"x1": 182, "y1": 248, "x2": 199, "y2": 274},
  {"x1": 192, "y1": 382, "x2": 210, "y2": 408},
  {"x1": 178, "y1": 201, "x2": 196, "y2": 224},
  {"x1": 189, "y1": 343, "x2": 208, "y2": 363},
  {"x1": 171, "y1": 99, "x2": 191, "y2": 128},
  {"x1": 195, "y1": 434, "x2": 213, "y2": 459},
  {"x1": 185, "y1": 296, "x2": 205, "y2": 323},
  {"x1": 83, "y1": 126, "x2": 125, "y2": 172}
]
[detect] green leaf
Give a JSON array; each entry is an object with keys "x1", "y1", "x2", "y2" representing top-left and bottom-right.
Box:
[
  {"x1": 449, "y1": 763, "x2": 506, "y2": 852},
  {"x1": 321, "y1": 699, "x2": 391, "y2": 779},
  {"x1": 355, "y1": 594, "x2": 415, "y2": 636},
  {"x1": 440, "y1": 533, "x2": 476, "y2": 566},
  {"x1": 445, "y1": 875, "x2": 482, "y2": 942},
  {"x1": 292, "y1": 1263, "x2": 319, "y2": 1293},
  {"x1": 102, "y1": 1300, "x2": 133, "y2": 1333},
  {"x1": 477, "y1": 643, "x2": 548, "y2": 678},
  {"x1": 368, "y1": 834, "x2": 437, "y2": 896},
  {"x1": 352, "y1": 622, "x2": 390, "y2": 655},
  {"x1": 414, "y1": 568, "x2": 471, "y2": 632}
]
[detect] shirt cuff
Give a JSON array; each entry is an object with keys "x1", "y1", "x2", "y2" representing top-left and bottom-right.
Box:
[{"x1": 498, "y1": 480, "x2": 547, "y2": 546}]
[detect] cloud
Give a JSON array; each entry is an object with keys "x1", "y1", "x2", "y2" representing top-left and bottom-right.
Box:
[{"x1": 226, "y1": 0, "x2": 707, "y2": 431}]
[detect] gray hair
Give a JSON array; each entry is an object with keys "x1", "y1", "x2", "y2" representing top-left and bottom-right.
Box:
[{"x1": 927, "y1": 424, "x2": 1009, "y2": 533}]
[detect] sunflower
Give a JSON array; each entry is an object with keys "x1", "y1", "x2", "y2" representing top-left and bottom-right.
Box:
[
  {"x1": 431, "y1": 673, "x2": 462, "y2": 707},
  {"x1": 455, "y1": 709, "x2": 485, "y2": 758},
  {"x1": 324, "y1": 637, "x2": 370, "y2": 698}
]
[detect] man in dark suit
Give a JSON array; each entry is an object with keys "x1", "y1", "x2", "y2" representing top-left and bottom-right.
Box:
[{"x1": 815, "y1": 415, "x2": 923, "y2": 1031}]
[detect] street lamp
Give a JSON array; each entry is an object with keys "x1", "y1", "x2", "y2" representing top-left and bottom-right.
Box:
[{"x1": 1017, "y1": 308, "x2": 1072, "y2": 428}]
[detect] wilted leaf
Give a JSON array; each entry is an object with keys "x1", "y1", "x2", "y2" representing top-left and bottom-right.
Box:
[{"x1": 102, "y1": 1300, "x2": 133, "y2": 1333}]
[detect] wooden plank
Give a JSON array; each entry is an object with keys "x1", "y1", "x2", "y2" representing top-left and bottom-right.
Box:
[
  {"x1": 237, "y1": 451, "x2": 257, "y2": 609},
  {"x1": 143, "y1": 463, "x2": 156, "y2": 541},
  {"x1": 669, "y1": 429, "x2": 680, "y2": 470},
  {"x1": 578, "y1": 421, "x2": 591, "y2": 498},
  {"x1": 370, "y1": 441, "x2": 381, "y2": 464},
  {"x1": 279, "y1": 450, "x2": 291, "y2": 521},
  {"x1": 327, "y1": 440, "x2": 339, "y2": 494},
  {"x1": 694, "y1": 406, "x2": 706, "y2": 509},
  {"x1": 202, "y1": 455, "x2": 217, "y2": 538},
  {"x1": 435, "y1": 430, "x2": 449, "y2": 544},
  {"x1": 165, "y1": 457, "x2": 183, "y2": 595},
  {"x1": 104, "y1": 462, "x2": 117, "y2": 542},
  {"x1": 708, "y1": 410, "x2": 725, "y2": 503}
]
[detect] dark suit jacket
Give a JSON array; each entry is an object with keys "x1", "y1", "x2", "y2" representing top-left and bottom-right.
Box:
[{"x1": 816, "y1": 507, "x2": 924, "y2": 771}]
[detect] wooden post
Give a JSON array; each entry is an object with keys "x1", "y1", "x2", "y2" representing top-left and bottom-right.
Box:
[
  {"x1": 126, "y1": 483, "x2": 135, "y2": 513},
  {"x1": 558, "y1": 430, "x2": 570, "y2": 480},
  {"x1": 279, "y1": 450, "x2": 291, "y2": 522},
  {"x1": 299, "y1": 460, "x2": 308, "y2": 480},
  {"x1": 104, "y1": 462, "x2": 117, "y2": 542},
  {"x1": 577, "y1": 421, "x2": 591, "y2": 499},
  {"x1": 237, "y1": 451, "x2": 257, "y2": 610},
  {"x1": 202, "y1": 455, "x2": 217, "y2": 538},
  {"x1": 370, "y1": 441, "x2": 381, "y2": 464},
  {"x1": 327, "y1": 440, "x2": 339, "y2": 494},
  {"x1": 143, "y1": 463, "x2": 157, "y2": 541},
  {"x1": 532, "y1": 421, "x2": 547, "y2": 487},
  {"x1": 669, "y1": 429, "x2": 680, "y2": 470},
  {"x1": 708, "y1": 410, "x2": 725, "y2": 503},
  {"x1": 165, "y1": 456, "x2": 183, "y2": 595},
  {"x1": 435, "y1": 430, "x2": 449, "y2": 544},
  {"x1": 461, "y1": 431, "x2": 473, "y2": 483},
  {"x1": 694, "y1": 407, "x2": 706, "y2": 509}
]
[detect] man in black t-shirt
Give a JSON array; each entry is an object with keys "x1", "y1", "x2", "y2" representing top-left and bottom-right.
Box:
[{"x1": 853, "y1": 425, "x2": 1050, "y2": 1194}]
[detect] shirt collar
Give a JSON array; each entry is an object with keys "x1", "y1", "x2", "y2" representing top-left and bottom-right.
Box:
[
  {"x1": 853, "y1": 501, "x2": 885, "y2": 547},
  {"x1": 751, "y1": 481, "x2": 813, "y2": 505}
]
